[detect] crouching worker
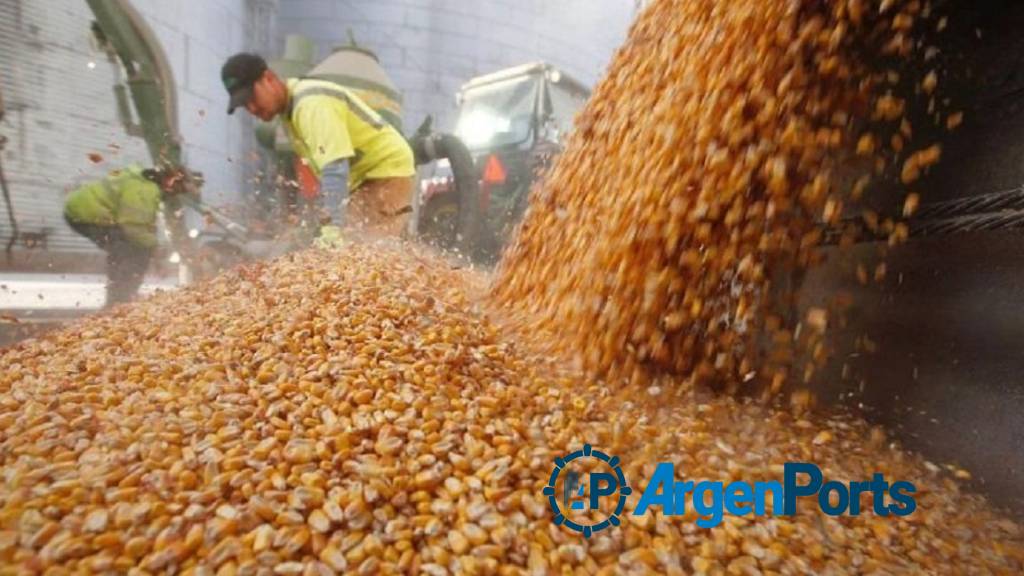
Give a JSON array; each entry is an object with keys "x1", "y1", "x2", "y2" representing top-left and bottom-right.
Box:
[{"x1": 64, "y1": 165, "x2": 185, "y2": 307}]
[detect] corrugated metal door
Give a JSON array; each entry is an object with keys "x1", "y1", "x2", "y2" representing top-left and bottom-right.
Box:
[{"x1": 0, "y1": 0, "x2": 150, "y2": 260}]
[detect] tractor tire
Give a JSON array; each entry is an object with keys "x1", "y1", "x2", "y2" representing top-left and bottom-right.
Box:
[{"x1": 417, "y1": 195, "x2": 461, "y2": 252}]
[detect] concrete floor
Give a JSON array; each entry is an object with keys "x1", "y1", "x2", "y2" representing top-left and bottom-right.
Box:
[{"x1": 0, "y1": 273, "x2": 179, "y2": 347}]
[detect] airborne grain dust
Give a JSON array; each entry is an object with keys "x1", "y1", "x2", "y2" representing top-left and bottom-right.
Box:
[{"x1": 1, "y1": 1, "x2": 1021, "y2": 575}]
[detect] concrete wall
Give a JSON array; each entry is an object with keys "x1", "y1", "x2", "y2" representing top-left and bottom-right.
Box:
[
  {"x1": 0, "y1": 0, "x2": 268, "y2": 267},
  {"x1": 276, "y1": 0, "x2": 639, "y2": 133}
]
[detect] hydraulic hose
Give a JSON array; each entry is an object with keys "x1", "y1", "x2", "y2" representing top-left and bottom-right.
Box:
[{"x1": 408, "y1": 127, "x2": 480, "y2": 259}]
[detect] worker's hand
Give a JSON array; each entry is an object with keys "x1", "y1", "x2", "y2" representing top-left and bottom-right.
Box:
[{"x1": 313, "y1": 225, "x2": 346, "y2": 249}]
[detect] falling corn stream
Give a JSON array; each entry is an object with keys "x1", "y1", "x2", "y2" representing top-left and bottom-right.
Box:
[{"x1": 2, "y1": 1, "x2": 1023, "y2": 575}]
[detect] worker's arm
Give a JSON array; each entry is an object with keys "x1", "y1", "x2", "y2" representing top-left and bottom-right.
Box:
[{"x1": 320, "y1": 159, "x2": 350, "y2": 227}]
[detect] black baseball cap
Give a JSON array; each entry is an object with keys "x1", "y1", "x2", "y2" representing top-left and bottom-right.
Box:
[{"x1": 222, "y1": 53, "x2": 268, "y2": 114}]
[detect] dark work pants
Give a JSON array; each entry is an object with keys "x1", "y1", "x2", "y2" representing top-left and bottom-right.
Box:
[{"x1": 64, "y1": 215, "x2": 154, "y2": 307}]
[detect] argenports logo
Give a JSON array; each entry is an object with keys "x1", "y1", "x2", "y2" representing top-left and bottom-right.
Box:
[
  {"x1": 543, "y1": 444, "x2": 632, "y2": 538},
  {"x1": 545, "y1": 445, "x2": 918, "y2": 536}
]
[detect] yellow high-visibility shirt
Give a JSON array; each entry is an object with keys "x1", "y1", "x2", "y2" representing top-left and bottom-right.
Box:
[
  {"x1": 64, "y1": 165, "x2": 163, "y2": 248},
  {"x1": 282, "y1": 78, "x2": 415, "y2": 190}
]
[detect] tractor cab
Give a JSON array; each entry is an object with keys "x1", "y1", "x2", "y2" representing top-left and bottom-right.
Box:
[{"x1": 417, "y1": 62, "x2": 590, "y2": 262}]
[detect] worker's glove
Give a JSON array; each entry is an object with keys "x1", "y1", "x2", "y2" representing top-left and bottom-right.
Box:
[{"x1": 313, "y1": 225, "x2": 346, "y2": 249}]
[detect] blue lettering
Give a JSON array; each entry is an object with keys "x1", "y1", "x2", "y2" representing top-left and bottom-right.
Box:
[
  {"x1": 634, "y1": 462, "x2": 675, "y2": 515},
  {"x1": 754, "y1": 480, "x2": 784, "y2": 515},
  {"x1": 848, "y1": 481, "x2": 871, "y2": 515},
  {"x1": 693, "y1": 481, "x2": 724, "y2": 528},
  {"x1": 725, "y1": 482, "x2": 753, "y2": 516},
  {"x1": 870, "y1": 473, "x2": 890, "y2": 516},
  {"x1": 564, "y1": 471, "x2": 579, "y2": 508},
  {"x1": 589, "y1": 473, "x2": 618, "y2": 509},
  {"x1": 818, "y1": 481, "x2": 849, "y2": 515},
  {"x1": 672, "y1": 480, "x2": 694, "y2": 515},
  {"x1": 888, "y1": 481, "x2": 917, "y2": 516},
  {"x1": 624, "y1": 461, "x2": 914, "y2": 528},
  {"x1": 784, "y1": 463, "x2": 822, "y2": 515}
]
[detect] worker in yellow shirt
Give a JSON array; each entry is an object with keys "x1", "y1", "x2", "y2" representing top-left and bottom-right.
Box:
[
  {"x1": 221, "y1": 52, "x2": 416, "y2": 241},
  {"x1": 63, "y1": 165, "x2": 186, "y2": 307}
]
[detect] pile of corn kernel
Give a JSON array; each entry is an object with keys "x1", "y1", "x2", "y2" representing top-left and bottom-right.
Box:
[
  {"x1": 493, "y1": 0, "x2": 948, "y2": 392},
  {"x1": 3, "y1": 0, "x2": 1023, "y2": 574},
  {"x1": 0, "y1": 243, "x2": 1022, "y2": 575}
]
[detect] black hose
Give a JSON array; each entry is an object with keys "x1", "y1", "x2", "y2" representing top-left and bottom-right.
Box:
[{"x1": 408, "y1": 126, "x2": 481, "y2": 259}]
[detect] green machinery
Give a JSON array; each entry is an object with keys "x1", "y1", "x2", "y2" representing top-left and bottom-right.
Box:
[
  {"x1": 86, "y1": 0, "x2": 268, "y2": 281},
  {"x1": 86, "y1": 0, "x2": 183, "y2": 170}
]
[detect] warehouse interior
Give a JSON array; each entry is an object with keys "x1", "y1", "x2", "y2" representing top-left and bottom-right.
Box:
[{"x1": 2, "y1": 0, "x2": 1024, "y2": 573}]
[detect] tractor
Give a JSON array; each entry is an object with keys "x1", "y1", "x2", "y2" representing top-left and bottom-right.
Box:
[{"x1": 415, "y1": 62, "x2": 591, "y2": 264}]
